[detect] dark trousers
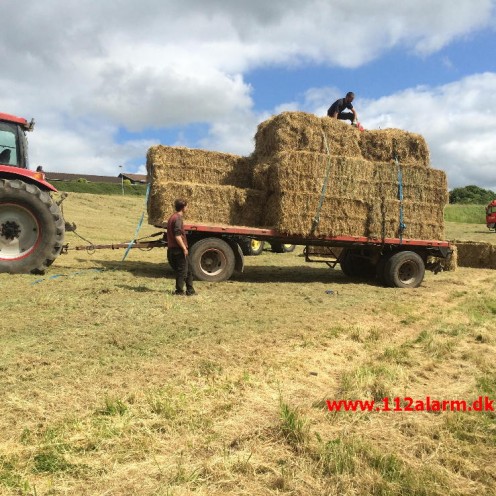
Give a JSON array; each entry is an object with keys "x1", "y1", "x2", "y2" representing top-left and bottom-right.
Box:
[
  {"x1": 167, "y1": 248, "x2": 194, "y2": 293},
  {"x1": 337, "y1": 111, "x2": 355, "y2": 123}
]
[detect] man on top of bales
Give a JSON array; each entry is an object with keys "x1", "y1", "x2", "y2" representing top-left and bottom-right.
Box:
[
  {"x1": 327, "y1": 92, "x2": 358, "y2": 125},
  {"x1": 167, "y1": 199, "x2": 196, "y2": 296}
]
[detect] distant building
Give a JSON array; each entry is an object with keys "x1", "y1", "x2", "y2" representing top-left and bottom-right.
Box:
[
  {"x1": 43, "y1": 172, "x2": 147, "y2": 184},
  {"x1": 119, "y1": 173, "x2": 147, "y2": 184}
]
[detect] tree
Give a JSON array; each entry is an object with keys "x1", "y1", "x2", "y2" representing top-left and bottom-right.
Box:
[{"x1": 449, "y1": 185, "x2": 496, "y2": 204}]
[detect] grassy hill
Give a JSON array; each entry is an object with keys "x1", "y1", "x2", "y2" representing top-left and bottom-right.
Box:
[
  {"x1": 1, "y1": 193, "x2": 494, "y2": 495},
  {"x1": 53, "y1": 180, "x2": 148, "y2": 196},
  {"x1": 444, "y1": 204, "x2": 487, "y2": 224}
]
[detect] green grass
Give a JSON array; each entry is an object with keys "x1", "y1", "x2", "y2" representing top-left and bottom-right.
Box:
[
  {"x1": 53, "y1": 181, "x2": 147, "y2": 196},
  {"x1": 444, "y1": 204, "x2": 487, "y2": 224}
]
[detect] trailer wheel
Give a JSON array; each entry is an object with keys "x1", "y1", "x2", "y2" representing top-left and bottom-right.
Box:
[
  {"x1": 340, "y1": 249, "x2": 375, "y2": 278},
  {"x1": 384, "y1": 251, "x2": 425, "y2": 288},
  {"x1": 376, "y1": 253, "x2": 392, "y2": 286},
  {"x1": 270, "y1": 242, "x2": 296, "y2": 253},
  {"x1": 0, "y1": 179, "x2": 65, "y2": 274},
  {"x1": 189, "y1": 237, "x2": 235, "y2": 282}
]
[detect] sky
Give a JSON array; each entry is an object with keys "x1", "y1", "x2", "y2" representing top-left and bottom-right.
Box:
[{"x1": 1, "y1": 0, "x2": 495, "y2": 191}]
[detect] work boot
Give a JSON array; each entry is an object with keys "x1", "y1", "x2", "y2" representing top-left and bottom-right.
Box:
[{"x1": 173, "y1": 289, "x2": 185, "y2": 296}]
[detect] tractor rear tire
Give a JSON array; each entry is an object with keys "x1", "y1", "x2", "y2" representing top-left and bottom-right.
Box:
[
  {"x1": 189, "y1": 237, "x2": 235, "y2": 282},
  {"x1": 0, "y1": 179, "x2": 65, "y2": 274}
]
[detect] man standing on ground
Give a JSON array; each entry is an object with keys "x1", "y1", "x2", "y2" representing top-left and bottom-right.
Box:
[
  {"x1": 167, "y1": 199, "x2": 196, "y2": 296},
  {"x1": 327, "y1": 92, "x2": 358, "y2": 125}
]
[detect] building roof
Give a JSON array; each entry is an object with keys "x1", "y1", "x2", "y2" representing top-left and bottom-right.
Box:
[
  {"x1": 43, "y1": 172, "x2": 147, "y2": 184},
  {"x1": 119, "y1": 173, "x2": 147, "y2": 183}
]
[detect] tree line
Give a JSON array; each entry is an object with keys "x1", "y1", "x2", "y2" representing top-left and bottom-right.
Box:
[{"x1": 449, "y1": 185, "x2": 495, "y2": 204}]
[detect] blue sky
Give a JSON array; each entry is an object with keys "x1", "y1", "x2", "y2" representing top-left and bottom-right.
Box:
[{"x1": 1, "y1": 1, "x2": 495, "y2": 190}]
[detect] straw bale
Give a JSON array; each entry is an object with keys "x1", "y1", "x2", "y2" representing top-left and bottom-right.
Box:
[
  {"x1": 147, "y1": 181, "x2": 265, "y2": 227},
  {"x1": 253, "y1": 152, "x2": 375, "y2": 196},
  {"x1": 254, "y1": 112, "x2": 362, "y2": 158},
  {"x1": 441, "y1": 245, "x2": 458, "y2": 271},
  {"x1": 452, "y1": 241, "x2": 496, "y2": 269},
  {"x1": 253, "y1": 151, "x2": 447, "y2": 207},
  {"x1": 261, "y1": 191, "x2": 444, "y2": 240},
  {"x1": 252, "y1": 162, "x2": 272, "y2": 191},
  {"x1": 146, "y1": 145, "x2": 254, "y2": 188},
  {"x1": 262, "y1": 192, "x2": 370, "y2": 237},
  {"x1": 373, "y1": 162, "x2": 449, "y2": 204},
  {"x1": 367, "y1": 200, "x2": 445, "y2": 240},
  {"x1": 359, "y1": 129, "x2": 430, "y2": 167}
]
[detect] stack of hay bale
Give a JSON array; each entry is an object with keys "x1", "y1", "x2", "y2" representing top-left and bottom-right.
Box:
[
  {"x1": 147, "y1": 111, "x2": 448, "y2": 241},
  {"x1": 252, "y1": 112, "x2": 448, "y2": 240},
  {"x1": 146, "y1": 146, "x2": 264, "y2": 227}
]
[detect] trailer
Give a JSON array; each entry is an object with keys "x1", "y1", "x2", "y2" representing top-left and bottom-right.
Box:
[{"x1": 155, "y1": 221, "x2": 452, "y2": 289}]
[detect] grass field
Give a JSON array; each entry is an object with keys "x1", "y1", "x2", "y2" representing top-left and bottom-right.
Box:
[{"x1": 1, "y1": 193, "x2": 495, "y2": 495}]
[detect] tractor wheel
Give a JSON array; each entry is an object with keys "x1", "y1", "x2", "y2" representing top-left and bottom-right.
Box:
[
  {"x1": 270, "y1": 242, "x2": 296, "y2": 253},
  {"x1": 0, "y1": 179, "x2": 65, "y2": 274},
  {"x1": 189, "y1": 237, "x2": 235, "y2": 282},
  {"x1": 384, "y1": 251, "x2": 425, "y2": 288},
  {"x1": 237, "y1": 237, "x2": 265, "y2": 256}
]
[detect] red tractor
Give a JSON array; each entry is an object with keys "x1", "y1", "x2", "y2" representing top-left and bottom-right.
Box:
[
  {"x1": 0, "y1": 112, "x2": 65, "y2": 273},
  {"x1": 487, "y1": 199, "x2": 496, "y2": 232}
]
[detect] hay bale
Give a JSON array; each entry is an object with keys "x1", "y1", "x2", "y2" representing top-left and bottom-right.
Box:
[
  {"x1": 146, "y1": 145, "x2": 254, "y2": 188},
  {"x1": 359, "y1": 129, "x2": 430, "y2": 167},
  {"x1": 253, "y1": 152, "x2": 374, "y2": 196},
  {"x1": 262, "y1": 192, "x2": 370, "y2": 237},
  {"x1": 148, "y1": 181, "x2": 265, "y2": 227},
  {"x1": 254, "y1": 112, "x2": 362, "y2": 158},
  {"x1": 367, "y1": 200, "x2": 445, "y2": 240},
  {"x1": 261, "y1": 191, "x2": 445, "y2": 240},
  {"x1": 443, "y1": 245, "x2": 458, "y2": 271},
  {"x1": 452, "y1": 241, "x2": 496, "y2": 269},
  {"x1": 252, "y1": 151, "x2": 447, "y2": 205}
]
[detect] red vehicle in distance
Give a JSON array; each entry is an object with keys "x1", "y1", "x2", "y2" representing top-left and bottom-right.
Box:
[{"x1": 486, "y1": 200, "x2": 496, "y2": 232}]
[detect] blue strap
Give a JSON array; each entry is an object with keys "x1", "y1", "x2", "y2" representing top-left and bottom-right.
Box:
[
  {"x1": 122, "y1": 182, "x2": 151, "y2": 261},
  {"x1": 395, "y1": 154, "x2": 406, "y2": 243},
  {"x1": 310, "y1": 131, "x2": 333, "y2": 236}
]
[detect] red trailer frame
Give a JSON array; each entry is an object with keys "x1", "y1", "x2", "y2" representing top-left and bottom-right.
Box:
[{"x1": 149, "y1": 221, "x2": 453, "y2": 288}]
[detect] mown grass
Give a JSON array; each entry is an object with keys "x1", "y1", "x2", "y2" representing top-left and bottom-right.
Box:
[{"x1": 0, "y1": 192, "x2": 495, "y2": 495}]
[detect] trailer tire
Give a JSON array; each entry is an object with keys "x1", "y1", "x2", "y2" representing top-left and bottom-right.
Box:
[
  {"x1": 340, "y1": 249, "x2": 375, "y2": 278},
  {"x1": 0, "y1": 179, "x2": 65, "y2": 274},
  {"x1": 376, "y1": 253, "x2": 392, "y2": 286},
  {"x1": 384, "y1": 251, "x2": 425, "y2": 288},
  {"x1": 189, "y1": 237, "x2": 235, "y2": 282}
]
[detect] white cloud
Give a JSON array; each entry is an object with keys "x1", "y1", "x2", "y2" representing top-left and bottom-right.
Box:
[
  {"x1": 0, "y1": 0, "x2": 495, "y2": 189},
  {"x1": 357, "y1": 73, "x2": 496, "y2": 191}
]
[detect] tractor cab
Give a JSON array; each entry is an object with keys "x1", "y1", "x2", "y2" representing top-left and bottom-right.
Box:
[
  {"x1": 486, "y1": 200, "x2": 496, "y2": 231},
  {"x1": 0, "y1": 112, "x2": 34, "y2": 169}
]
